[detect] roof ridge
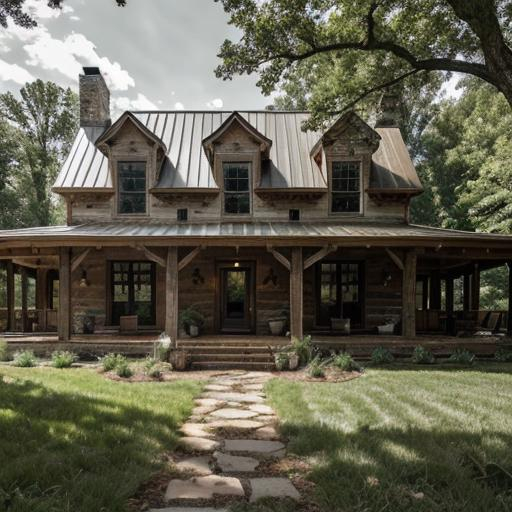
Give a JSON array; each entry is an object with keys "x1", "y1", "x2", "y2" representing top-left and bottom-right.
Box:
[{"x1": 130, "y1": 110, "x2": 311, "y2": 114}]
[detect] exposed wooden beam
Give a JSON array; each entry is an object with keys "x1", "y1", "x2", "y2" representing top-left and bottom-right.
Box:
[
  {"x1": 303, "y1": 245, "x2": 337, "y2": 270},
  {"x1": 6, "y1": 261, "x2": 14, "y2": 331},
  {"x1": 385, "y1": 248, "x2": 404, "y2": 271},
  {"x1": 402, "y1": 250, "x2": 417, "y2": 337},
  {"x1": 135, "y1": 245, "x2": 166, "y2": 268},
  {"x1": 58, "y1": 247, "x2": 71, "y2": 341},
  {"x1": 290, "y1": 247, "x2": 303, "y2": 339},
  {"x1": 178, "y1": 246, "x2": 204, "y2": 272},
  {"x1": 267, "y1": 245, "x2": 290, "y2": 271},
  {"x1": 165, "y1": 247, "x2": 178, "y2": 344},
  {"x1": 12, "y1": 258, "x2": 57, "y2": 270},
  {"x1": 71, "y1": 248, "x2": 91, "y2": 273}
]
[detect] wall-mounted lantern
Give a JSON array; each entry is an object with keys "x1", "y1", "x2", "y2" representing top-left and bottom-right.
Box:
[{"x1": 192, "y1": 267, "x2": 204, "y2": 285}]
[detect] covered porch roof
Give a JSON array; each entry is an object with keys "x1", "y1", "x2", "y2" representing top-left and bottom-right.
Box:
[{"x1": 1, "y1": 221, "x2": 512, "y2": 250}]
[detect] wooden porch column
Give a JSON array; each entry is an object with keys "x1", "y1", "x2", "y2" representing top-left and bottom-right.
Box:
[
  {"x1": 463, "y1": 274, "x2": 471, "y2": 312},
  {"x1": 470, "y1": 263, "x2": 480, "y2": 311},
  {"x1": 429, "y1": 272, "x2": 441, "y2": 310},
  {"x1": 446, "y1": 276, "x2": 455, "y2": 335},
  {"x1": 36, "y1": 268, "x2": 47, "y2": 332},
  {"x1": 20, "y1": 267, "x2": 28, "y2": 332},
  {"x1": 290, "y1": 247, "x2": 303, "y2": 339},
  {"x1": 6, "y1": 260, "x2": 15, "y2": 331},
  {"x1": 58, "y1": 247, "x2": 71, "y2": 341},
  {"x1": 402, "y1": 250, "x2": 417, "y2": 337},
  {"x1": 508, "y1": 262, "x2": 512, "y2": 336},
  {"x1": 165, "y1": 246, "x2": 178, "y2": 344}
]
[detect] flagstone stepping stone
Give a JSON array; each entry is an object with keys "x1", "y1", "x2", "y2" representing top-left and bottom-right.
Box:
[
  {"x1": 209, "y1": 408, "x2": 259, "y2": 420},
  {"x1": 203, "y1": 392, "x2": 264, "y2": 403},
  {"x1": 253, "y1": 426, "x2": 279, "y2": 440},
  {"x1": 204, "y1": 384, "x2": 232, "y2": 392},
  {"x1": 248, "y1": 404, "x2": 274, "y2": 415},
  {"x1": 175, "y1": 456, "x2": 212, "y2": 475},
  {"x1": 165, "y1": 475, "x2": 244, "y2": 500},
  {"x1": 151, "y1": 507, "x2": 227, "y2": 512},
  {"x1": 249, "y1": 477, "x2": 300, "y2": 502},
  {"x1": 180, "y1": 423, "x2": 214, "y2": 438},
  {"x1": 192, "y1": 405, "x2": 218, "y2": 416},
  {"x1": 195, "y1": 398, "x2": 224, "y2": 407},
  {"x1": 214, "y1": 451, "x2": 259, "y2": 472},
  {"x1": 224, "y1": 440, "x2": 285, "y2": 455},
  {"x1": 226, "y1": 401, "x2": 242, "y2": 407},
  {"x1": 207, "y1": 419, "x2": 264, "y2": 429},
  {"x1": 179, "y1": 437, "x2": 220, "y2": 453},
  {"x1": 243, "y1": 383, "x2": 264, "y2": 391},
  {"x1": 253, "y1": 415, "x2": 277, "y2": 424}
]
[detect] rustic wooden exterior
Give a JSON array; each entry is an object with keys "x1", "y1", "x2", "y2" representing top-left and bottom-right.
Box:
[{"x1": 2, "y1": 67, "x2": 512, "y2": 348}]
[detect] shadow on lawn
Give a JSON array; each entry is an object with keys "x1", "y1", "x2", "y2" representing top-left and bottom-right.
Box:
[
  {"x1": 364, "y1": 362, "x2": 512, "y2": 374},
  {"x1": 0, "y1": 376, "x2": 193, "y2": 510}
]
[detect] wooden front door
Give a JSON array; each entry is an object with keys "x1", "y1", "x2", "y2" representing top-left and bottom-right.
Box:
[
  {"x1": 218, "y1": 263, "x2": 255, "y2": 333},
  {"x1": 316, "y1": 261, "x2": 364, "y2": 328}
]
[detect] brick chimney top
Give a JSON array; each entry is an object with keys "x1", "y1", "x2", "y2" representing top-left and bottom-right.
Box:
[{"x1": 79, "y1": 67, "x2": 111, "y2": 128}]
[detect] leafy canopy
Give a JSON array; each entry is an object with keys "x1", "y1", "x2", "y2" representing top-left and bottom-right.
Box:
[{"x1": 216, "y1": 0, "x2": 512, "y2": 127}]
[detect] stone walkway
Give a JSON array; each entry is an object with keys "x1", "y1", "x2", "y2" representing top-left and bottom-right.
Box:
[{"x1": 151, "y1": 371, "x2": 300, "y2": 511}]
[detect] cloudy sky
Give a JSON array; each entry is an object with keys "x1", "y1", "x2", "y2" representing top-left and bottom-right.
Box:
[{"x1": 0, "y1": 0, "x2": 269, "y2": 115}]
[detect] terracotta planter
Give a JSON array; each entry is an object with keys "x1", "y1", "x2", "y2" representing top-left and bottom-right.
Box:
[{"x1": 171, "y1": 350, "x2": 189, "y2": 371}]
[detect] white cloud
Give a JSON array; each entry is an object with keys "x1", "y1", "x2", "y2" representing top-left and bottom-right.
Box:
[
  {"x1": 22, "y1": 31, "x2": 135, "y2": 91},
  {"x1": 206, "y1": 98, "x2": 223, "y2": 109},
  {"x1": 23, "y1": 0, "x2": 73, "y2": 19},
  {"x1": 174, "y1": 102, "x2": 185, "y2": 110},
  {"x1": 0, "y1": 59, "x2": 35, "y2": 84},
  {"x1": 112, "y1": 93, "x2": 158, "y2": 112},
  {"x1": 70, "y1": 16, "x2": 80, "y2": 21}
]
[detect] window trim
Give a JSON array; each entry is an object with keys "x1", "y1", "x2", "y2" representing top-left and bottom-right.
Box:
[
  {"x1": 115, "y1": 159, "x2": 149, "y2": 217},
  {"x1": 328, "y1": 158, "x2": 364, "y2": 216},
  {"x1": 221, "y1": 160, "x2": 253, "y2": 217}
]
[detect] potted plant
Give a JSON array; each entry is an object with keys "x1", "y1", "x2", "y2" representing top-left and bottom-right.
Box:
[
  {"x1": 331, "y1": 317, "x2": 350, "y2": 333},
  {"x1": 274, "y1": 351, "x2": 289, "y2": 371},
  {"x1": 377, "y1": 316, "x2": 398, "y2": 334},
  {"x1": 288, "y1": 351, "x2": 299, "y2": 370},
  {"x1": 179, "y1": 306, "x2": 205, "y2": 338},
  {"x1": 268, "y1": 310, "x2": 288, "y2": 336}
]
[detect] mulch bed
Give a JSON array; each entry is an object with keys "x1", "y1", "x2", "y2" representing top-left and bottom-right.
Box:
[{"x1": 272, "y1": 367, "x2": 363, "y2": 383}]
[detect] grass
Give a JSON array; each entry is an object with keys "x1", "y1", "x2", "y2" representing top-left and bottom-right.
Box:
[
  {"x1": 266, "y1": 363, "x2": 512, "y2": 512},
  {"x1": 0, "y1": 365, "x2": 201, "y2": 512}
]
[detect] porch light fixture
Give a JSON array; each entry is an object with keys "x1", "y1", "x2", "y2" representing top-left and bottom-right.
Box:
[
  {"x1": 79, "y1": 268, "x2": 89, "y2": 288},
  {"x1": 234, "y1": 262, "x2": 240, "y2": 268},
  {"x1": 192, "y1": 268, "x2": 204, "y2": 285},
  {"x1": 383, "y1": 271, "x2": 392, "y2": 287}
]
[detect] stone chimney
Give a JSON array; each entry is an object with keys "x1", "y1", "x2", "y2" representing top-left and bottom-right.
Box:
[
  {"x1": 79, "y1": 67, "x2": 111, "y2": 128},
  {"x1": 375, "y1": 91, "x2": 401, "y2": 128}
]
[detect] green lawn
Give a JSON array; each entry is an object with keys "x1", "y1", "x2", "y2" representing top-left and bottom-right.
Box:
[
  {"x1": 266, "y1": 364, "x2": 512, "y2": 512},
  {"x1": 0, "y1": 366, "x2": 201, "y2": 512}
]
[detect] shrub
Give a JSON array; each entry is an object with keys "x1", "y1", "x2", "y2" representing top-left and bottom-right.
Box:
[
  {"x1": 333, "y1": 352, "x2": 361, "y2": 371},
  {"x1": 51, "y1": 351, "x2": 77, "y2": 368},
  {"x1": 411, "y1": 345, "x2": 435, "y2": 364},
  {"x1": 0, "y1": 339, "x2": 10, "y2": 361},
  {"x1": 179, "y1": 306, "x2": 205, "y2": 332},
  {"x1": 115, "y1": 360, "x2": 133, "y2": 378},
  {"x1": 495, "y1": 347, "x2": 512, "y2": 362},
  {"x1": 291, "y1": 334, "x2": 313, "y2": 365},
  {"x1": 448, "y1": 349, "x2": 475, "y2": 365},
  {"x1": 307, "y1": 356, "x2": 325, "y2": 378},
  {"x1": 12, "y1": 350, "x2": 37, "y2": 368},
  {"x1": 371, "y1": 347, "x2": 394, "y2": 365},
  {"x1": 274, "y1": 352, "x2": 289, "y2": 371},
  {"x1": 147, "y1": 364, "x2": 164, "y2": 379},
  {"x1": 101, "y1": 353, "x2": 125, "y2": 372}
]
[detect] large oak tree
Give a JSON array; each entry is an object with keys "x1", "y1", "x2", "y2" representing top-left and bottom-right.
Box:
[{"x1": 215, "y1": 0, "x2": 512, "y2": 127}]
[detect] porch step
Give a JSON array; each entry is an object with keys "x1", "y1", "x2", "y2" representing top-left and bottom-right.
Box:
[
  {"x1": 190, "y1": 360, "x2": 275, "y2": 371},
  {"x1": 190, "y1": 353, "x2": 273, "y2": 363},
  {"x1": 183, "y1": 345, "x2": 274, "y2": 355}
]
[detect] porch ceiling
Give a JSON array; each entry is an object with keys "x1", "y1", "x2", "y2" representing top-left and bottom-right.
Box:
[{"x1": 1, "y1": 221, "x2": 512, "y2": 250}]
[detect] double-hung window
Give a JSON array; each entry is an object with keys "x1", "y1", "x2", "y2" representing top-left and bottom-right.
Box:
[
  {"x1": 331, "y1": 161, "x2": 361, "y2": 213},
  {"x1": 118, "y1": 161, "x2": 147, "y2": 214},
  {"x1": 223, "y1": 162, "x2": 251, "y2": 215}
]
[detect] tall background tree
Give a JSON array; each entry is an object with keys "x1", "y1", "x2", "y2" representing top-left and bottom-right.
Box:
[
  {"x1": 216, "y1": 0, "x2": 512, "y2": 128},
  {"x1": 0, "y1": 80, "x2": 79, "y2": 227}
]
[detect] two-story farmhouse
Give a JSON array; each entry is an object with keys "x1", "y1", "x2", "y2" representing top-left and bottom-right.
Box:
[{"x1": 2, "y1": 67, "x2": 512, "y2": 359}]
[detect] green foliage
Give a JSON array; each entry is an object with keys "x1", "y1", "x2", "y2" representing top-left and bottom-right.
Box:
[
  {"x1": 115, "y1": 360, "x2": 133, "y2": 378},
  {"x1": 307, "y1": 356, "x2": 325, "y2": 378},
  {"x1": 179, "y1": 306, "x2": 205, "y2": 330},
  {"x1": 291, "y1": 334, "x2": 313, "y2": 366},
  {"x1": 448, "y1": 349, "x2": 475, "y2": 365},
  {"x1": 101, "y1": 353, "x2": 125, "y2": 372},
  {"x1": 0, "y1": 80, "x2": 79, "y2": 227},
  {"x1": 274, "y1": 351, "x2": 289, "y2": 371},
  {"x1": 12, "y1": 350, "x2": 37, "y2": 368},
  {"x1": 411, "y1": 346, "x2": 435, "y2": 365},
  {"x1": 333, "y1": 352, "x2": 360, "y2": 372},
  {"x1": 495, "y1": 348, "x2": 512, "y2": 362},
  {"x1": 371, "y1": 347, "x2": 394, "y2": 365},
  {"x1": 51, "y1": 351, "x2": 77, "y2": 369},
  {"x1": 0, "y1": 339, "x2": 9, "y2": 361}
]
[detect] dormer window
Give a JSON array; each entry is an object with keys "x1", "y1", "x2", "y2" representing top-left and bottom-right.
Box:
[
  {"x1": 118, "y1": 161, "x2": 147, "y2": 214},
  {"x1": 331, "y1": 161, "x2": 361, "y2": 214},
  {"x1": 223, "y1": 162, "x2": 251, "y2": 215}
]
